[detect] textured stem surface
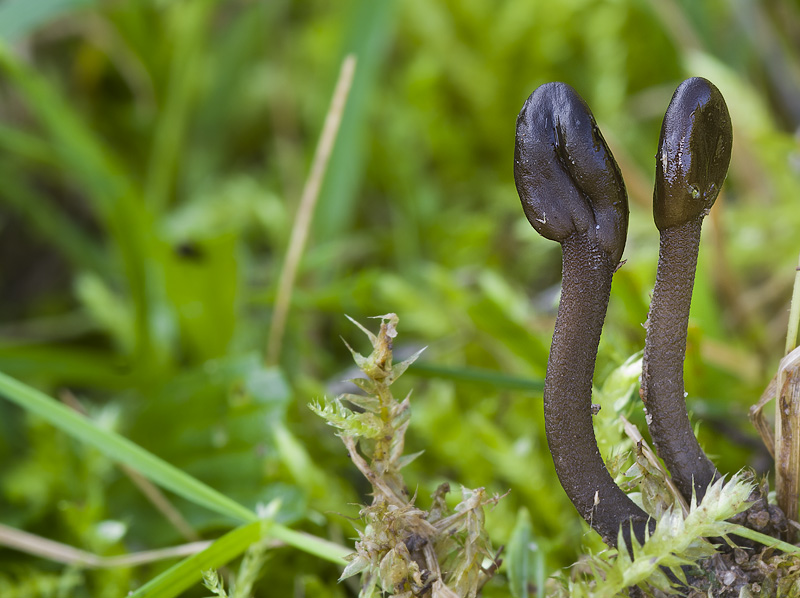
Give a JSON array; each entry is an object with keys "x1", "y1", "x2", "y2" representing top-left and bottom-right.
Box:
[
  {"x1": 641, "y1": 219, "x2": 718, "y2": 502},
  {"x1": 545, "y1": 235, "x2": 651, "y2": 546}
]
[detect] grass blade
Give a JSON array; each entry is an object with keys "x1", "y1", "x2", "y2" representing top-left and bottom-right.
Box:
[
  {"x1": 0, "y1": 370, "x2": 352, "y2": 575},
  {"x1": 129, "y1": 520, "x2": 262, "y2": 598},
  {"x1": 267, "y1": 54, "x2": 357, "y2": 365},
  {"x1": 0, "y1": 43, "x2": 153, "y2": 358},
  {"x1": 409, "y1": 362, "x2": 544, "y2": 392},
  {"x1": 314, "y1": 0, "x2": 396, "y2": 244},
  {"x1": 0, "y1": 370, "x2": 257, "y2": 524},
  {"x1": 0, "y1": 166, "x2": 110, "y2": 275},
  {"x1": 143, "y1": 1, "x2": 214, "y2": 213},
  {"x1": 129, "y1": 520, "x2": 349, "y2": 598}
]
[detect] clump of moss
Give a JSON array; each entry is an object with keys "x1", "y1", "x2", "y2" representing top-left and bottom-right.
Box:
[{"x1": 311, "y1": 314, "x2": 504, "y2": 598}]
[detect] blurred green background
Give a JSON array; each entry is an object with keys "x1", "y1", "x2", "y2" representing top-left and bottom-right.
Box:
[{"x1": 0, "y1": 0, "x2": 799, "y2": 595}]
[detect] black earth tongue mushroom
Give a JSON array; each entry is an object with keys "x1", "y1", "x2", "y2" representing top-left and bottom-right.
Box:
[
  {"x1": 641, "y1": 77, "x2": 732, "y2": 505},
  {"x1": 644, "y1": 78, "x2": 787, "y2": 542},
  {"x1": 514, "y1": 82, "x2": 652, "y2": 548}
]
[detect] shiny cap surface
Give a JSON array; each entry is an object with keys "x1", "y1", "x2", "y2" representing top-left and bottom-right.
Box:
[
  {"x1": 514, "y1": 82, "x2": 629, "y2": 264},
  {"x1": 654, "y1": 77, "x2": 733, "y2": 230}
]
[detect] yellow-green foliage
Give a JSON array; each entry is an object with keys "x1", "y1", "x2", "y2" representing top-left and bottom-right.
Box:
[{"x1": 312, "y1": 315, "x2": 504, "y2": 598}]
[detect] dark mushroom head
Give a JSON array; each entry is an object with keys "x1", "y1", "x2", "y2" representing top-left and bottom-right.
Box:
[
  {"x1": 654, "y1": 77, "x2": 733, "y2": 230},
  {"x1": 514, "y1": 82, "x2": 629, "y2": 264}
]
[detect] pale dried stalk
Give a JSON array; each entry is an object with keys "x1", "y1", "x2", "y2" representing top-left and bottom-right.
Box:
[
  {"x1": 267, "y1": 55, "x2": 357, "y2": 365},
  {"x1": 750, "y1": 253, "x2": 800, "y2": 539},
  {"x1": 784, "y1": 252, "x2": 800, "y2": 356},
  {"x1": 775, "y1": 349, "x2": 800, "y2": 535},
  {"x1": 423, "y1": 543, "x2": 446, "y2": 589},
  {"x1": 750, "y1": 372, "x2": 777, "y2": 458},
  {"x1": 0, "y1": 522, "x2": 213, "y2": 568},
  {"x1": 341, "y1": 435, "x2": 408, "y2": 509},
  {"x1": 776, "y1": 252, "x2": 800, "y2": 532}
]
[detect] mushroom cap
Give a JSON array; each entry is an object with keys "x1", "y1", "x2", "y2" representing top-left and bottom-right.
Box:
[
  {"x1": 654, "y1": 77, "x2": 733, "y2": 230},
  {"x1": 514, "y1": 82, "x2": 629, "y2": 264}
]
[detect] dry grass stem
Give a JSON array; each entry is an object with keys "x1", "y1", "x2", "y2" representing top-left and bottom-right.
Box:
[
  {"x1": 750, "y1": 373, "x2": 778, "y2": 459},
  {"x1": 342, "y1": 435, "x2": 407, "y2": 508},
  {"x1": 775, "y1": 348, "x2": 800, "y2": 537},
  {"x1": 0, "y1": 522, "x2": 213, "y2": 568},
  {"x1": 267, "y1": 54, "x2": 357, "y2": 365}
]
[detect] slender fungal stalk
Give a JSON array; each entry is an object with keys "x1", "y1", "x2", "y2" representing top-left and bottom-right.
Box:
[
  {"x1": 515, "y1": 82, "x2": 651, "y2": 547},
  {"x1": 642, "y1": 218, "x2": 719, "y2": 503},
  {"x1": 547, "y1": 235, "x2": 651, "y2": 545},
  {"x1": 641, "y1": 77, "x2": 732, "y2": 503}
]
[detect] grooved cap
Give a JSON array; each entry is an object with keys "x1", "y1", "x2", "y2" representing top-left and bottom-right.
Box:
[
  {"x1": 514, "y1": 82, "x2": 629, "y2": 264},
  {"x1": 654, "y1": 77, "x2": 733, "y2": 230}
]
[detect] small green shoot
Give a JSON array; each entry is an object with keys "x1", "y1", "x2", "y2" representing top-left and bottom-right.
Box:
[
  {"x1": 553, "y1": 474, "x2": 754, "y2": 597},
  {"x1": 311, "y1": 314, "x2": 505, "y2": 597}
]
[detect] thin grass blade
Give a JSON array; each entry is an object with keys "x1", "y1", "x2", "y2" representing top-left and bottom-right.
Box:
[{"x1": 0, "y1": 370, "x2": 257, "y2": 524}]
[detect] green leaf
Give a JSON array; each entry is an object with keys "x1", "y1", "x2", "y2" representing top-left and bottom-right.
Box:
[
  {"x1": 143, "y1": 1, "x2": 215, "y2": 213},
  {"x1": 0, "y1": 370, "x2": 257, "y2": 524},
  {"x1": 130, "y1": 519, "x2": 348, "y2": 598},
  {"x1": 390, "y1": 346, "x2": 426, "y2": 381},
  {"x1": 310, "y1": 398, "x2": 383, "y2": 439},
  {"x1": 0, "y1": 43, "x2": 153, "y2": 358},
  {"x1": 408, "y1": 362, "x2": 544, "y2": 392},
  {"x1": 507, "y1": 508, "x2": 544, "y2": 598},
  {"x1": 158, "y1": 233, "x2": 240, "y2": 361}
]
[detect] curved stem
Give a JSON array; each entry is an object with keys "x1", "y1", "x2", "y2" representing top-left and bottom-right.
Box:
[
  {"x1": 641, "y1": 219, "x2": 718, "y2": 503},
  {"x1": 545, "y1": 234, "x2": 651, "y2": 546}
]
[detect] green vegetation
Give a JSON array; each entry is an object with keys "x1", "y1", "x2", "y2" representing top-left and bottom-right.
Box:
[{"x1": 0, "y1": 1, "x2": 799, "y2": 596}]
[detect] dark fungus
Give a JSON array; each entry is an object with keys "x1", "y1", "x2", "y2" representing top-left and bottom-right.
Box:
[
  {"x1": 641, "y1": 77, "x2": 732, "y2": 503},
  {"x1": 515, "y1": 82, "x2": 651, "y2": 547}
]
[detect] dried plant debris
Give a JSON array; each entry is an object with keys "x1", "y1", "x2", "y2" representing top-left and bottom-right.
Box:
[{"x1": 311, "y1": 314, "x2": 505, "y2": 598}]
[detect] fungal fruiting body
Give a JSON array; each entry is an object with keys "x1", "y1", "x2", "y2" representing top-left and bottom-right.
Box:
[
  {"x1": 641, "y1": 77, "x2": 732, "y2": 503},
  {"x1": 515, "y1": 82, "x2": 651, "y2": 546}
]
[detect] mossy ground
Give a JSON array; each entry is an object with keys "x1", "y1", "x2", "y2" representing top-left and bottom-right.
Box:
[{"x1": 0, "y1": 1, "x2": 799, "y2": 596}]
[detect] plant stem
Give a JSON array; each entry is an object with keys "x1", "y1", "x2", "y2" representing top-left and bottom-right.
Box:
[
  {"x1": 775, "y1": 355, "x2": 800, "y2": 538},
  {"x1": 723, "y1": 523, "x2": 800, "y2": 555},
  {"x1": 783, "y1": 252, "x2": 800, "y2": 355},
  {"x1": 772, "y1": 252, "x2": 800, "y2": 539},
  {"x1": 267, "y1": 55, "x2": 357, "y2": 366}
]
